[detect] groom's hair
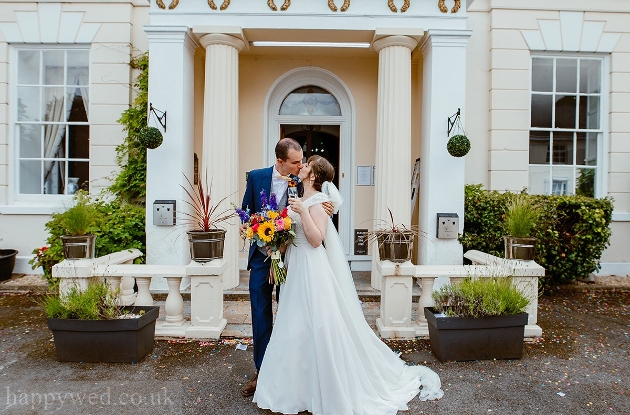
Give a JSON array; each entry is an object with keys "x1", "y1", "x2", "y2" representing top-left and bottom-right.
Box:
[
  {"x1": 275, "y1": 138, "x2": 302, "y2": 161},
  {"x1": 307, "y1": 155, "x2": 335, "y2": 192}
]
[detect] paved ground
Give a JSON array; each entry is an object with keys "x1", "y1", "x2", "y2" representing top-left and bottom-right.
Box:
[{"x1": 0, "y1": 273, "x2": 628, "y2": 414}]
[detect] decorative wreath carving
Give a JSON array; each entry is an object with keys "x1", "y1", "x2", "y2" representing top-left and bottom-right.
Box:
[
  {"x1": 388, "y1": 0, "x2": 410, "y2": 13},
  {"x1": 156, "y1": 0, "x2": 179, "y2": 9},
  {"x1": 268, "y1": 0, "x2": 291, "y2": 11},
  {"x1": 328, "y1": 0, "x2": 351, "y2": 12},
  {"x1": 208, "y1": 0, "x2": 231, "y2": 10},
  {"x1": 438, "y1": 0, "x2": 461, "y2": 13}
]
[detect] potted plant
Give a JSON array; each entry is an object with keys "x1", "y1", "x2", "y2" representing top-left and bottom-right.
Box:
[
  {"x1": 40, "y1": 280, "x2": 159, "y2": 362},
  {"x1": 181, "y1": 174, "x2": 236, "y2": 262},
  {"x1": 368, "y1": 208, "x2": 419, "y2": 263},
  {"x1": 425, "y1": 276, "x2": 531, "y2": 362},
  {"x1": 58, "y1": 191, "x2": 99, "y2": 260},
  {"x1": 0, "y1": 238, "x2": 18, "y2": 281},
  {"x1": 503, "y1": 194, "x2": 539, "y2": 261}
]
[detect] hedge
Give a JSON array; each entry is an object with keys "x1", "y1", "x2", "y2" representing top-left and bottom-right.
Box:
[{"x1": 460, "y1": 184, "x2": 613, "y2": 285}]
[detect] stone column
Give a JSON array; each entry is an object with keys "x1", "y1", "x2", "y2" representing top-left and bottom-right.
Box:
[
  {"x1": 144, "y1": 26, "x2": 198, "y2": 290},
  {"x1": 417, "y1": 29, "x2": 472, "y2": 266},
  {"x1": 198, "y1": 33, "x2": 245, "y2": 289},
  {"x1": 371, "y1": 35, "x2": 418, "y2": 289}
]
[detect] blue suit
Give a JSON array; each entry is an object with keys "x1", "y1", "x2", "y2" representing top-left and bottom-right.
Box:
[{"x1": 242, "y1": 166, "x2": 278, "y2": 371}]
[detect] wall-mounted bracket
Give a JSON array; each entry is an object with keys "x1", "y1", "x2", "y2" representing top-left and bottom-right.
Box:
[
  {"x1": 447, "y1": 108, "x2": 461, "y2": 137},
  {"x1": 149, "y1": 103, "x2": 167, "y2": 132}
]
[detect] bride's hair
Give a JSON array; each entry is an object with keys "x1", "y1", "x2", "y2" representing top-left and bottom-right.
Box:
[{"x1": 307, "y1": 155, "x2": 335, "y2": 192}]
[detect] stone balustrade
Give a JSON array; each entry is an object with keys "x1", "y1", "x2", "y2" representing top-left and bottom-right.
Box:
[
  {"x1": 52, "y1": 251, "x2": 228, "y2": 339},
  {"x1": 376, "y1": 250, "x2": 544, "y2": 340}
]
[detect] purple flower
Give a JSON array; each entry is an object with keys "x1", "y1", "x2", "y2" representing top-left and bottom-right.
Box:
[
  {"x1": 235, "y1": 207, "x2": 250, "y2": 223},
  {"x1": 269, "y1": 193, "x2": 278, "y2": 210},
  {"x1": 260, "y1": 190, "x2": 268, "y2": 208}
]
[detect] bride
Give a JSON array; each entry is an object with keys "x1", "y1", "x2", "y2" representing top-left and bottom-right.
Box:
[{"x1": 253, "y1": 155, "x2": 443, "y2": 414}]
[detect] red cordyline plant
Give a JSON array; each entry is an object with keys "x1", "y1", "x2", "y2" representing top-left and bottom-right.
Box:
[{"x1": 181, "y1": 174, "x2": 236, "y2": 232}]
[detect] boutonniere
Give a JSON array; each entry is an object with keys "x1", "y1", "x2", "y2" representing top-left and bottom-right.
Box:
[{"x1": 288, "y1": 179, "x2": 298, "y2": 188}]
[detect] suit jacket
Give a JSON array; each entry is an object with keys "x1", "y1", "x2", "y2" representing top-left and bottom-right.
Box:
[
  {"x1": 242, "y1": 166, "x2": 274, "y2": 268},
  {"x1": 242, "y1": 166, "x2": 303, "y2": 268}
]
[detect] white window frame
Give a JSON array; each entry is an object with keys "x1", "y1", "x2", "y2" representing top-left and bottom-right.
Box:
[
  {"x1": 528, "y1": 53, "x2": 609, "y2": 198},
  {"x1": 5, "y1": 44, "x2": 91, "y2": 212}
]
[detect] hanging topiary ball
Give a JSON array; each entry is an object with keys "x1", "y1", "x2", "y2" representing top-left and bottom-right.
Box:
[
  {"x1": 447, "y1": 134, "x2": 471, "y2": 157},
  {"x1": 138, "y1": 126, "x2": 163, "y2": 149}
]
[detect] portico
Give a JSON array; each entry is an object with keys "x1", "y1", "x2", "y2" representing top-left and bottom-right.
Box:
[{"x1": 143, "y1": 1, "x2": 471, "y2": 291}]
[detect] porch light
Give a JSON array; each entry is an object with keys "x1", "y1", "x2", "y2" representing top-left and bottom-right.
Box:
[{"x1": 251, "y1": 41, "x2": 371, "y2": 48}]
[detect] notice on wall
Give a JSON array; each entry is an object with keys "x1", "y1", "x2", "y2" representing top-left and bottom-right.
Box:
[
  {"x1": 357, "y1": 166, "x2": 373, "y2": 186},
  {"x1": 354, "y1": 228, "x2": 369, "y2": 255}
]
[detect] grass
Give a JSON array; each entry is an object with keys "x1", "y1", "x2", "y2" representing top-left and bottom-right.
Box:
[{"x1": 40, "y1": 280, "x2": 121, "y2": 320}]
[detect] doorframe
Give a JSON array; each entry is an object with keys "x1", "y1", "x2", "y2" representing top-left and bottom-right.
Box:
[{"x1": 264, "y1": 67, "x2": 355, "y2": 255}]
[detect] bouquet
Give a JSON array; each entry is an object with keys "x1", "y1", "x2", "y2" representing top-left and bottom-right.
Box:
[{"x1": 236, "y1": 190, "x2": 296, "y2": 285}]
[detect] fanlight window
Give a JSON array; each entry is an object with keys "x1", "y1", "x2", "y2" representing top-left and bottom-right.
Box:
[{"x1": 279, "y1": 85, "x2": 341, "y2": 116}]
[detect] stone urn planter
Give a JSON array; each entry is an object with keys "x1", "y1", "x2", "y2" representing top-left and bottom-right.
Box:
[
  {"x1": 424, "y1": 307, "x2": 528, "y2": 362},
  {"x1": 503, "y1": 195, "x2": 539, "y2": 261},
  {"x1": 0, "y1": 249, "x2": 18, "y2": 281},
  {"x1": 48, "y1": 305, "x2": 159, "y2": 362}
]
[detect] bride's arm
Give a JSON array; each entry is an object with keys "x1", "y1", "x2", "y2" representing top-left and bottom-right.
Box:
[{"x1": 301, "y1": 204, "x2": 328, "y2": 248}]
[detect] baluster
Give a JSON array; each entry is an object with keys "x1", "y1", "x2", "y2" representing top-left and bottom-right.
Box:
[
  {"x1": 119, "y1": 276, "x2": 136, "y2": 305},
  {"x1": 416, "y1": 276, "x2": 436, "y2": 324},
  {"x1": 164, "y1": 276, "x2": 184, "y2": 325},
  {"x1": 134, "y1": 277, "x2": 154, "y2": 306},
  {"x1": 105, "y1": 275, "x2": 123, "y2": 304}
]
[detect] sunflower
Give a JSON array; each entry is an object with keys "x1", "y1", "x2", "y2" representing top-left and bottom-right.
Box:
[
  {"x1": 246, "y1": 227, "x2": 254, "y2": 239},
  {"x1": 257, "y1": 222, "x2": 275, "y2": 243},
  {"x1": 283, "y1": 217, "x2": 292, "y2": 230},
  {"x1": 267, "y1": 211, "x2": 279, "y2": 220}
]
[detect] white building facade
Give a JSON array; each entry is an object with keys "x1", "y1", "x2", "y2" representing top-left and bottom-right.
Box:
[{"x1": 0, "y1": 0, "x2": 628, "y2": 285}]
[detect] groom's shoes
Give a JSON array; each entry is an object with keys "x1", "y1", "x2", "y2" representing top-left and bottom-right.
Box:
[{"x1": 241, "y1": 373, "x2": 258, "y2": 397}]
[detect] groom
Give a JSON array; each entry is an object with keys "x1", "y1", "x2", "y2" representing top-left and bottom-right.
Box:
[{"x1": 241, "y1": 138, "x2": 333, "y2": 397}]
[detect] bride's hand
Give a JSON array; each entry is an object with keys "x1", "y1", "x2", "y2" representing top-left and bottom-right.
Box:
[{"x1": 288, "y1": 197, "x2": 306, "y2": 215}]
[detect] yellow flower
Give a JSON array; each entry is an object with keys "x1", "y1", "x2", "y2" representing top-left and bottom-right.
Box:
[
  {"x1": 246, "y1": 227, "x2": 254, "y2": 239},
  {"x1": 257, "y1": 222, "x2": 275, "y2": 243},
  {"x1": 267, "y1": 211, "x2": 279, "y2": 220},
  {"x1": 283, "y1": 217, "x2": 292, "y2": 230}
]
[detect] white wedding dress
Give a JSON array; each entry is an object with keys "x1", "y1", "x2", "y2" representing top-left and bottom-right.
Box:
[{"x1": 253, "y1": 192, "x2": 443, "y2": 415}]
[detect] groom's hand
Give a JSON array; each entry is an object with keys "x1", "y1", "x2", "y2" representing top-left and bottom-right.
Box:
[{"x1": 322, "y1": 201, "x2": 334, "y2": 217}]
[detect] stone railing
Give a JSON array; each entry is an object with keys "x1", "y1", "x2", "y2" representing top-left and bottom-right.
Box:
[
  {"x1": 376, "y1": 250, "x2": 544, "y2": 340},
  {"x1": 52, "y1": 251, "x2": 228, "y2": 339}
]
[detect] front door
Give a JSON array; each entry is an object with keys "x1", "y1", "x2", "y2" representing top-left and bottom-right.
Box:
[{"x1": 282, "y1": 124, "x2": 340, "y2": 229}]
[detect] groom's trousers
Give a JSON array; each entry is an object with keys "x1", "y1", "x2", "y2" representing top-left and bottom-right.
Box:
[{"x1": 249, "y1": 249, "x2": 280, "y2": 371}]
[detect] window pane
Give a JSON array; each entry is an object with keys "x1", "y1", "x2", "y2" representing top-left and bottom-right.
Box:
[
  {"x1": 44, "y1": 160, "x2": 64, "y2": 195},
  {"x1": 556, "y1": 59, "x2": 577, "y2": 93},
  {"x1": 19, "y1": 124, "x2": 42, "y2": 158},
  {"x1": 18, "y1": 50, "x2": 40, "y2": 85},
  {"x1": 531, "y1": 94, "x2": 552, "y2": 128},
  {"x1": 580, "y1": 60, "x2": 601, "y2": 93},
  {"x1": 579, "y1": 95, "x2": 600, "y2": 130},
  {"x1": 43, "y1": 50, "x2": 64, "y2": 85},
  {"x1": 529, "y1": 131, "x2": 550, "y2": 164},
  {"x1": 529, "y1": 165, "x2": 550, "y2": 195},
  {"x1": 43, "y1": 87, "x2": 65, "y2": 122},
  {"x1": 43, "y1": 124, "x2": 66, "y2": 159},
  {"x1": 67, "y1": 89, "x2": 88, "y2": 122},
  {"x1": 532, "y1": 58, "x2": 553, "y2": 92},
  {"x1": 555, "y1": 95, "x2": 576, "y2": 128},
  {"x1": 576, "y1": 168, "x2": 596, "y2": 197},
  {"x1": 69, "y1": 124, "x2": 89, "y2": 159},
  {"x1": 17, "y1": 86, "x2": 40, "y2": 121},
  {"x1": 19, "y1": 160, "x2": 41, "y2": 194},
  {"x1": 552, "y1": 166, "x2": 574, "y2": 195},
  {"x1": 576, "y1": 132, "x2": 598, "y2": 166},
  {"x1": 552, "y1": 132, "x2": 574, "y2": 165},
  {"x1": 280, "y1": 85, "x2": 341, "y2": 116},
  {"x1": 68, "y1": 161, "x2": 89, "y2": 193},
  {"x1": 67, "y1": 50, "x2": 89, "y2": 85}
]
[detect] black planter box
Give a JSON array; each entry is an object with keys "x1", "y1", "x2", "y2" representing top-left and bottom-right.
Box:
[
  {"x1": 47, "y1": 306, "x2": 159, "y2": 363},
  {"x1": 424, "y1": 307, "x2": 528, "y2": 362},
  {"x1": 0, "y1": 249, "x2": 18, "y2": 281}
]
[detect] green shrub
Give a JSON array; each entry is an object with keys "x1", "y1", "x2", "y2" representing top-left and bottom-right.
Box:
[
  {"x1": 460, "y1": 184, "x2": 613, "y2": 285},
  {"x1": 432, "y1": 277, "x2": 530, "y2": 318},
  {"x1": 40, "y1": 281, "x2": 121, "y2": 320},
  {"x1": 29, "y1": 197, "x2": 146, "y2": 288}
]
